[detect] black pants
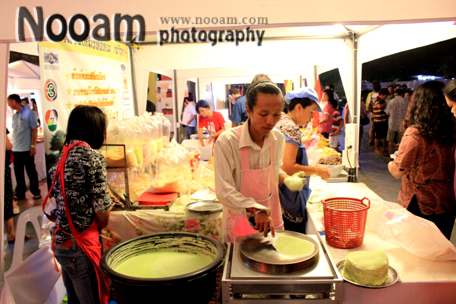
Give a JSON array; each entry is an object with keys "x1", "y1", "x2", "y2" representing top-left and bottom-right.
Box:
[
  {"x1": 13, "y1": 151, "x2": 40, "y2": 197},
  {"x1": 407, "y1": 196, "x2": 455, "y2": 240},
  {"x1": 321, "y1": 132, "x2": 329, "y2": 139}
]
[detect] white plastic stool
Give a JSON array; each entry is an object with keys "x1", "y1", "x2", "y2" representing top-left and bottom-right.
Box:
[{"x1": 10, "y1": 206, "x2": 43, "y2": 271}]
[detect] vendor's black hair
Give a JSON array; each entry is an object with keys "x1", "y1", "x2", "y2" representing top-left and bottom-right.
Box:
[
  {"x1": 65, "y1": 105, "x2": 106, "y2": 149},
  {"x1": 404, "y1": 81, "x2": 455, "y2": 145},
  {"x1": 379, "y1": 88, "x2": 389, "y2": 96},
  {"x1": 246, "y1": 80, "x2": 283, "y2": 110},
  {"x1": 7, "y1": 94, "x2": 21, "y2": 103},
  {"x1": 287, "y1": 98, "x2": 316, "y2": 113},
  {"x1": 322, "y1": 89, "x2": 334, "y2": 101},
  {"x1": 444, "y1": 80, "x2": 456, "y2": 102},
  {"x1": 394, "y1": 88, "x2": 404, "y2": 96},
  {"x1": 373, "y1": 82, "x2": 381, "y2": 92},
  {"x1": 196, "y1": 99, "x2": 210, "y2": 113},
  {"x1": 229, "y1": 87, "x2": 239, "y2": 95}
]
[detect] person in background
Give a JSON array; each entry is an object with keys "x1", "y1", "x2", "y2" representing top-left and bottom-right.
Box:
[
  {"x1": 276, "y1": 88, "x2": 330, "y2": 233},
  {"x1": 389, "y1": 81, "x2": 456, "y2": 240},
  {"x1": 7, "y1": 94, "x2": 41, "y2": 200},
  {"x1": 401, "y1": 84, "x2": 408, "y2": 91},
  {"x1": 196, "y1": 100, "x2": 226, "y2": 147},
  {"x1": 395, "y1": 84, "x2": 402, "y2": 91},
  {"x1": 329, "y1": 101, "x2": 344, "y2": 152},
  {"x1": 182, "y1": 94, "x2": 197, "y2": 139},
  {"x1": 318, "y1": 89, "x2": 336, "y2": 139},
  {"x1": 404, "y1": 90, "x2": 412, "y2": 102},
  {"x1": 443, "y1": 80, "x2": 456, "y2": 202},
  {"x1": 373, "y1": 88, "x2": 389, "y2": 155},
  {"x1": 366, "y1": 82, "x2": 381, "y2": 145},
  {"x1": 146, "y1": 88, "x2": 156, "y2": 114},
  {"x1": 42, "y1": 105, "x2": 113, "y2": 304},
  {"x1": 31, "y1": 99, "x2": 40, "y2": 127},
  {"x1": 385, "y1": 88, "x2": 409, "y2": 155},
  {"x1": 231, "y1": 91, "x2": 248, "y2": 127},
  {"x1": 5, "y1": 129, "x2": 27, "y2": 243},
  {"x1": 325, "y1": 83, "x2": 340, "y2": 101},
  {"x1": 386, "y1": 85, "x2": 394, "y2": 102}
]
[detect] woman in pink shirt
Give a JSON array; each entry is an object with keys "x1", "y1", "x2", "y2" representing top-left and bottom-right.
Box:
[
  {"x1": 389, "y1": 81, "x2": 456, "y2": 239},
  {"x1": 319, "y1": 89, "x2": 337, "y2": 138}
]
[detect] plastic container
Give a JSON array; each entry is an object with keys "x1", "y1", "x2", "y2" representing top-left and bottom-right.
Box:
[
  {"x1": 323, "y1": 197, "x2": 370, "y2": 249},
  {"x1": 101, "y1": 232, "x2": 225, "y2": 304},
  {"x1": 316, "y1": 164, "x2": 345, "y2": 178}
]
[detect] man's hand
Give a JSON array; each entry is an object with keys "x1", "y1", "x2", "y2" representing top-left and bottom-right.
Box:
[
  {"x1": 254, "y1": 211, "x2": 275, "y2": 237},
  {"x1": 30, "y1": 147, "x2": 36, "y2": 156}
]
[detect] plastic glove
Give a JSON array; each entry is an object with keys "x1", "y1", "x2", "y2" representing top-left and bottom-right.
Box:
[{"x1": 284, "y1": 171, "x2": 307, "y2": 192}]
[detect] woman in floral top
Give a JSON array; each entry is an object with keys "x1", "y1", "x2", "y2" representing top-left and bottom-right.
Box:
[
  {"x1": 43, "y1": 106, "x2": 113, "y2": 303},
  {"x1": 388, "y1": 81, "x2": 456, "y2": 239},
  {"x1": 276, "y1": 88, "x2": 330, "y2": 233}
]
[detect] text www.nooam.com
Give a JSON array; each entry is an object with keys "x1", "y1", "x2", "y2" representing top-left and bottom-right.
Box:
[{"x1": 158, "y1": 27, "x2": 265, "y2": 46}]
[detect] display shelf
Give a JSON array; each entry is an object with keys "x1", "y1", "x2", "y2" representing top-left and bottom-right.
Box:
[
  {"x1": 102, "y1": 143, "x2": 172, "y2": 211},
  {"x1": 102, "y1": 144, "x2": 133, "y2": 210}
]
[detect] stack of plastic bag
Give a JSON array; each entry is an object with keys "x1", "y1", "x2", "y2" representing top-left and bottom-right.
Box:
[{"x1": 149, "y1": 139, "x2": 191, "y2": 197}]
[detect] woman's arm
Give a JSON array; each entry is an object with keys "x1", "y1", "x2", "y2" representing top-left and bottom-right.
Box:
[
  {"x1": 212, "y1": 127, "x2": 225, "y2": 138},
  {"x1": 282, "y1": 142, "x2": 330, "y2": 179},
  {"x1": 198, "y1": 127, "x2": 205, "y2": 146},
  {"x1": 186, "y1": 114, "x2": 196, "y2": 125},
  {"x1": 319, "y1": 113, "x2": 329, "y2": 124},
  {"x1": 388, "y1": 128, "x2": 420, "y2": 179}
]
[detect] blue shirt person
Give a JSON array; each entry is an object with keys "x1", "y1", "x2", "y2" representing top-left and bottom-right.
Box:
[{"x1": 7, "y1": 94, "x2": 41, "y2": 199}]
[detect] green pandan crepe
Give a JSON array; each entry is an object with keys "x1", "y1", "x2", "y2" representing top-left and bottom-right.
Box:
[
  {"x1": 274, "y1": 235, "x2": 315, "y2": 256},
  {"x1": 115, "y1": 251, "x2": 213, "y2": 278}
]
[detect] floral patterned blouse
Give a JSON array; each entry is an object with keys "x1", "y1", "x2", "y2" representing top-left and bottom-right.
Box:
[
  {"x1": 275, "y1": 112, "x2": 302, "y2": 145},
  {"x1": 49, "y1": 141, "x2": 112, "y2": 244}
]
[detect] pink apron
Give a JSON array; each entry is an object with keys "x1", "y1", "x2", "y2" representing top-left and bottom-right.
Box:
[{"x1": 228, "y1": 127, "x2": 284, "y2": 242}]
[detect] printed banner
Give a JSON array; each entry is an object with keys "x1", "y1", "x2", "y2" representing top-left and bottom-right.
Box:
[{"x1": 38, "y1": 39, "x2": 135, "y2": 170}]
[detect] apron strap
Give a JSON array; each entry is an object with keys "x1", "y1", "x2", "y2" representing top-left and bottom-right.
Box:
[
  {"x1": 237, "y1": 127, "x2": 250, "y2": 170},
  {"x1": 60, "y1": 143, "x2": 90, "y2": 236},
  {"x1": 42, "y1": 142, "x2": 90, "y2": 236}
]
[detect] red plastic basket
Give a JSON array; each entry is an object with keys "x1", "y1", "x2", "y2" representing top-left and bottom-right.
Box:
[{"x1": 323, "y1": 197, "x2": 370, "y2": 249}]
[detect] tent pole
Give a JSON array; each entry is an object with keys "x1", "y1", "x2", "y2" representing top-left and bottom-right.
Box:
[
  {"x1": 128, "y1": 43, "x2": 139, "y2": 116},
  {"x1": 0, "y1": 42, "x2": 10, "y2": 288},
  {"x1": 353, "y1": 33, "x2": 360, "y2": 182}
]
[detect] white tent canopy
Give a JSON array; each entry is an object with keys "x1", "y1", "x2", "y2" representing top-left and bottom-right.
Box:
[{"x1": 8, "y1": 60, "x2": 40, "y2": 90}]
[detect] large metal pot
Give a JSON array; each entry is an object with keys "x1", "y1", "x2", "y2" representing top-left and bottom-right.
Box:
[{"x1": 101, "y1": 232, "x2": 225, "y2": 304}]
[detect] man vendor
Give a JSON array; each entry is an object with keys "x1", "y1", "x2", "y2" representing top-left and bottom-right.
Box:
[{"x1": 214, "y1": 77, "x2": 305, "y2": 242}]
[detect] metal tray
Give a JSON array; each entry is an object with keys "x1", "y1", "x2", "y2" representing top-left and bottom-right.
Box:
[
  {"x1": 336, "y1": 260, "x2": 399, "y2": 288},
  {"x1": 239, "y1": 231, "x2": 320, "y2": 274},
  {"x1": 186, "y1": 201, "x2": 223, "y2": 214}
]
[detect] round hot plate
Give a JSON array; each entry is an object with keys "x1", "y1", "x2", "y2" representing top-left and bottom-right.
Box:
[{"x1": 239, "y1": 231, "x2": 320, "y2": 274}]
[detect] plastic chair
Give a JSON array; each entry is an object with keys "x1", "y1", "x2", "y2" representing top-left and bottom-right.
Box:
[
  {"x1": 10, "y1": 206, "x2": 43, "y2": 271},
  {"x1": 2, "y1": 206, "x2": 66, "y2": 304}
]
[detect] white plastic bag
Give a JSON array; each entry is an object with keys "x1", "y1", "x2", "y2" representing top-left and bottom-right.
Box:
[{"x1": 376, "y1": 205, "x2": 456, "y2": 261}]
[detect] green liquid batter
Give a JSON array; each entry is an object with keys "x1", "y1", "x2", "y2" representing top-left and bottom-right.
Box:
[
  {"x1": 114, "y1": 251, "x2": 213, "y2": 278},
  {"x1": 274, "y1": 235, "x2": 315, "y2": 256}
]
